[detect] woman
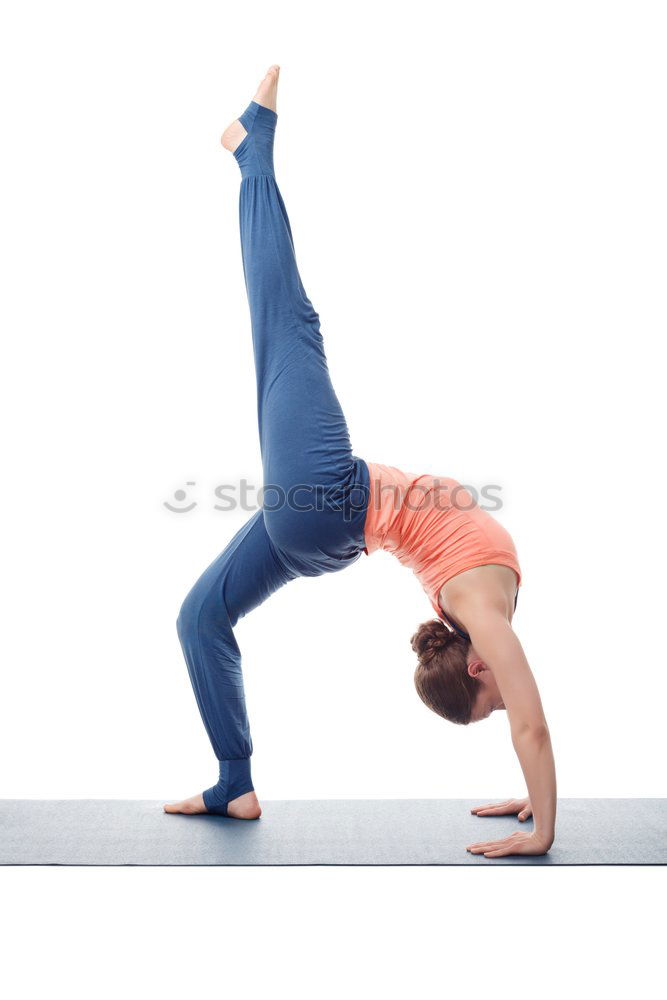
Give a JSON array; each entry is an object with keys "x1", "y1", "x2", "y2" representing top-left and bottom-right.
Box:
[{"x1": 165, "y1": 67, "x2": 557, "y2": 859}]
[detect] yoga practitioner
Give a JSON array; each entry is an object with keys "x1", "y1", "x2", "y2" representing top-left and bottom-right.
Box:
[{"x1": 165, "y1": 67, "x2": 557, "y2": 858}]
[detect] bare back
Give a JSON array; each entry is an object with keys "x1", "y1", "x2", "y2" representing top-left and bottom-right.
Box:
[{"x1": 439, "y1": 564, "x2": 519, "y2": 632}]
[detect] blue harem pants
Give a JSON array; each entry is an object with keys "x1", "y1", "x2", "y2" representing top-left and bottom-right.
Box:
[{"x1": 176, "y1": 102, "x2": 370, "y2": 814}]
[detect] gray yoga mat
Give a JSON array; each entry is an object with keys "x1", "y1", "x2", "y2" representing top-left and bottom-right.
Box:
[{"x1": 0, "y1": 798, "x2": 664, "y2": 866}]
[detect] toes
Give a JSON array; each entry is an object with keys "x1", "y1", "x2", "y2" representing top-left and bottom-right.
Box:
[
  {"x1": 164, "y1": 800, "x2": 198, "y2": 814},
  {"x1": 248, "y1": 64, "x2": 280, "y2": 114}
]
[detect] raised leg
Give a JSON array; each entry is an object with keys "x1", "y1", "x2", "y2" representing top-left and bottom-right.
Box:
[{"x1": 230, "y1": 71, "x2": 369, "y2": 572}]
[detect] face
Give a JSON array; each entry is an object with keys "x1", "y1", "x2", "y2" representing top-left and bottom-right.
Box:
[{"x1": 467, "y1": 655, "x2": 506, "y2": 723}]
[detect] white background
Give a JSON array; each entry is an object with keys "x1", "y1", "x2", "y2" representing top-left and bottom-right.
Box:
[{"x1": 0, "y1": 1, "x2": 664, "y2": 997}]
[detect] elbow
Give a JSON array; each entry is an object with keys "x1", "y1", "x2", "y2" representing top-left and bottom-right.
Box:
[{"x1": 511, "y1": 721, "x2": 550, "y2": 744}]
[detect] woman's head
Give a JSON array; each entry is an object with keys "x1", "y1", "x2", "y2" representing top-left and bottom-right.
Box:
[{"x1": 411, "y1": 618, "x2": 503, "y2": 725}]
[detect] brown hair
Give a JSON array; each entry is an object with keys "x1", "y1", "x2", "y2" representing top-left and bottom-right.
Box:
[{"x1": 411, "y1": 619, "x2": 477, "y2": 725}]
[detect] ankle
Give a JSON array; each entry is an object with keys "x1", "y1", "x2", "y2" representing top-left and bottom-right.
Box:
[
  {"x1": 231, "y1": 102, "x2": 277, "y2": 179},
  {"x1": 202, "y1": 757, "x2": 255, "y2": 815},
  {"x1": 227, "y1": 791, "x2": 262, "y2": 820}
]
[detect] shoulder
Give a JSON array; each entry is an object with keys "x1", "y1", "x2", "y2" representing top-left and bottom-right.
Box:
[{"x1": 440, "y1": 565, "x2": 516, "y2": 625}]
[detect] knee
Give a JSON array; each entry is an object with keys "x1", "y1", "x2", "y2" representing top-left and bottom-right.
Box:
[
  {"x1": 176, "y1": 588, "x2": 198, "y2": 645},
  {"x1": 177, "y1": 582, "x2": 215, "y2": 644},
  {"x1": 176, "y1": 578, "x2": 234, "y2": 650}
]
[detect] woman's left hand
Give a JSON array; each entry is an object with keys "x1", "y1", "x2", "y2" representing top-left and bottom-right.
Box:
[{"x1": 466, "y1": 830, "x2": 553, "y2": 858}]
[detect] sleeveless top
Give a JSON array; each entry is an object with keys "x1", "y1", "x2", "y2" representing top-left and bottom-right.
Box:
[{"x1": 363, "y1": 462, "x2": 522, "y2": 632}]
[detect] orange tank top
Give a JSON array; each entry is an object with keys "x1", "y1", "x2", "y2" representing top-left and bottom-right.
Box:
[{"x1": 363, "y1": 462, "x2": 522, "y2": 618}]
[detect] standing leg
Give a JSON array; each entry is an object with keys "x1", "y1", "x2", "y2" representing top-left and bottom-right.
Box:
[{"x1": 173, "y1": 510, "x2": 296, "y2": 816}]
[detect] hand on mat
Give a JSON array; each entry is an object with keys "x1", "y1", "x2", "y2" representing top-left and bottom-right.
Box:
[
  {"x1": 466, "y1": 830, "x2": 551, "y2": 858},
  {"x1": 470, "y1": 797, "x2": 532, "y2": 821}
]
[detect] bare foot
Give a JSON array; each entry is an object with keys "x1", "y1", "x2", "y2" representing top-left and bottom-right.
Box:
[
  {"x1": 163, "y1": 792, "x2": 207, "y2": 815},
  {"x1": 220, "y1": 64, "x2": 280, "y2": 153},
  {"x1": 163, "y1": 790, "x2": 262, "y2": 820},
  {"x1": 253, "y1": 64, "x2": 280, "y2": 112}
]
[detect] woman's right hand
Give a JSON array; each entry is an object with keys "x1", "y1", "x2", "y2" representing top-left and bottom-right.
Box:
[{"x1": 470, "y1": 797, "x2": 532, "y2": 821}]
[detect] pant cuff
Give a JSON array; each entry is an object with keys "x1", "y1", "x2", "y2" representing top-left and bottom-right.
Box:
[{"x1": 202, "y1": 757, "x2": 254, "y2": 816}]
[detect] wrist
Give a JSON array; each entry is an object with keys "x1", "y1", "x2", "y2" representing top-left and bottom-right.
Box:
[{"x1": 533, "y1": 828, "x2": 554, "y2": 848}]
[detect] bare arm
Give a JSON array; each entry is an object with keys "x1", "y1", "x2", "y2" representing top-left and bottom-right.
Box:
[{"x1": 462, "y1": 606, "x2": 557, "y2": 849}]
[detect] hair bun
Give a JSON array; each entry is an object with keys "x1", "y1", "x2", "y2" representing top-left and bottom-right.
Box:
[{"x1": 410, "y1": 618, "x2": 457, "y2": 662}]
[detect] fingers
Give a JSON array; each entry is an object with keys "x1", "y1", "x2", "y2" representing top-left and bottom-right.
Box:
[
  {"x1": 472, "y1": 806, "x2": 510, "y2": 816},
  {"x1": 466, "y1": 831, "x2": 546, "y2": 858},
  {"x1": 471, "y1": 799, "x2": 532, "y2": 820},
  {"x1": 470, "y1": 799, "x2": 514, "y2": 815},
  {"x1": 467, "y1": 833, "x2": 522, "y2": 853}
]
